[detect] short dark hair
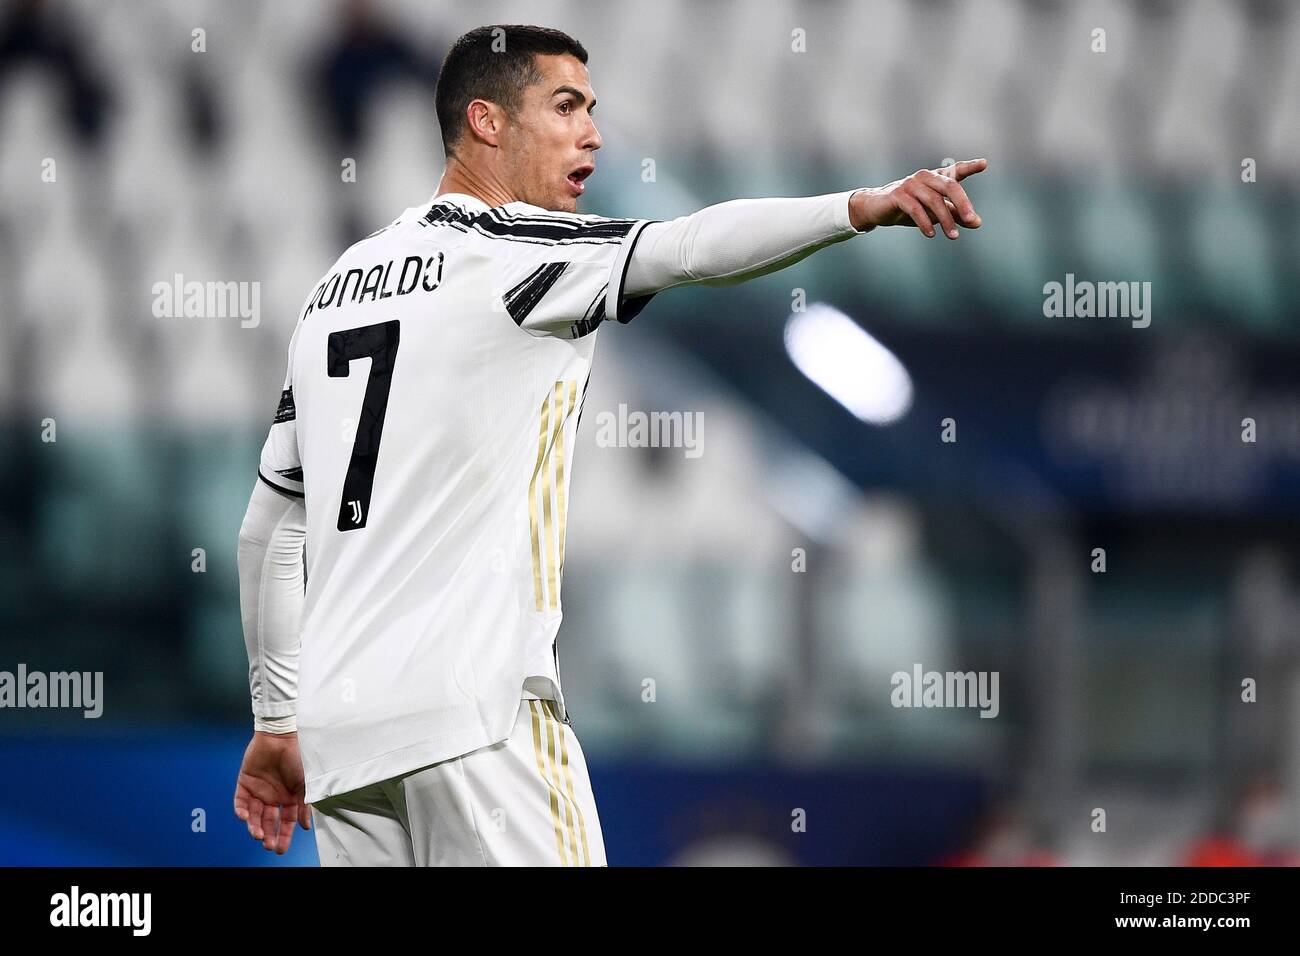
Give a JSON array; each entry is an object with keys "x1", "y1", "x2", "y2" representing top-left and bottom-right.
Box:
[{"x1": 435, "y1": 25, "x2": 588, "y2": 155}]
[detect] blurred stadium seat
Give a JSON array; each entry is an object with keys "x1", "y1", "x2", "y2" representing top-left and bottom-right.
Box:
[{"x1": 1, "y1": 0, "x2": 1297, "y2": 865}]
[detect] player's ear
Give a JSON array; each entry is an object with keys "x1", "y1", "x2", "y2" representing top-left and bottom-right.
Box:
[{"x1": 465, "y1": 99, "x2": 504, "y2": 148}]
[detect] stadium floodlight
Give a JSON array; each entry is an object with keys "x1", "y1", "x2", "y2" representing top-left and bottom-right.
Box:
[{"x1": 783, "y1": 303, "x2": 914, "y2": 425}]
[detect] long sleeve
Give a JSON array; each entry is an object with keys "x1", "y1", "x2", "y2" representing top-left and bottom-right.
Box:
[
  {"x1": 623, "y1": 189, "x2": 866, "y2": 297},
  {"x1": 237, "y1": 478, "x2": 306, "y2": 733}
]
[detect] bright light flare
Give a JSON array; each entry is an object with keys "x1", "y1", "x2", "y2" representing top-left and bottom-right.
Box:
[{"x1": 784, "y1": 304, "x2": 913, "y2": 424}]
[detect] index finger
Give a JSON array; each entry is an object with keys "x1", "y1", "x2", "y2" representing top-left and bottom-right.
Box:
[{"x1": 940, "y1": 158, "x2": 988, "y2": 182}]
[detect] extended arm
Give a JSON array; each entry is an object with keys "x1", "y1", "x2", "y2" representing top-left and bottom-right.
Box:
[
  {"x1": 625, "y1": 190, "x2": 862, "y2": 296},
  {"x1": 624, "y1": 158, "x2": 987, "y2": 297}
]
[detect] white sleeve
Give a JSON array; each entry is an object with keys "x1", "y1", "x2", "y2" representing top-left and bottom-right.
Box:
[
  {"x1": 237, "y1": 477, "x2": 306, "y2": 733},
  {"x1": 257, "y1": 323, "x2": 305, "y2": 499},
  {"x1": 622, "y1": 189, "x2": 865, "y2": 298}
]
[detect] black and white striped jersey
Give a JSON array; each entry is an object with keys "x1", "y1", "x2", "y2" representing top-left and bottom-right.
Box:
[{"x1": 256, "y1": 191, "x2": 656, "y2": 803}]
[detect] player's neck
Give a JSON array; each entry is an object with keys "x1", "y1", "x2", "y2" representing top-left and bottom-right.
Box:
[{"x1": 435, "y1": 154, "x2": 516, "y2": 209}]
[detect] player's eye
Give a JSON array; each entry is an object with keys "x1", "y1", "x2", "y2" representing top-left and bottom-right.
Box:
[{"x1": 557, "y1": 101, "x2": 572, "y2": 115}]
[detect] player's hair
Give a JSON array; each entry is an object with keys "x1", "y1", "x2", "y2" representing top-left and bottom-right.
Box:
[{"x1": 435, "y1": 25, "x2": 589, "y2": 156}]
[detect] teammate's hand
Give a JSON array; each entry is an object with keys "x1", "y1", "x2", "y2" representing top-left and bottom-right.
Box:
[
  {"x1": 233, "y1": 731, "x2": 312, "y2": 855},
  {"x1": 849, "y1": 158, "x2": 987, "y2": 238}
]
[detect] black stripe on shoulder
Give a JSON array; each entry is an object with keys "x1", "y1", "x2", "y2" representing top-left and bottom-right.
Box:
[
  {"x1": 258, "y1": 470, "x2": 304, "y2": 499},
  {"x1": 505, "y1": 262, "x2": 569, "y2": 325},
  {"x1": 422, "y1": 202, "x2": 470, "y2": 227},
  {"x1": 422, "y1": 201, "x2": 637, "y2": 245},
  {"x1": 470, "y1": 210, "x2": 634, "y2": 244},
  {"x1": 485, "y1": 206, "x2": 640, "y2": 231},
  {"x1": 462, "y1": 223, "x2": 623, "y2": 246}
]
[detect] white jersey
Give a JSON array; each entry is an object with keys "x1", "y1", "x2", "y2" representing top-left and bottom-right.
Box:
[{"x1": 258, "y1": 192, "x2": 656, "y2": 803}]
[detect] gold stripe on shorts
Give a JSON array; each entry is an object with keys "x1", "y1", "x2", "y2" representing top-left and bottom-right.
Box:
[
  {"x1": 540, "y1": 698, "x2": 578, "y2": 863},
  {"x1": 549, "y1": 699, "x2": 591, "y2": 866},
  {"x1": 529, "y1": 699, "x2": 569, "y2": 865}
]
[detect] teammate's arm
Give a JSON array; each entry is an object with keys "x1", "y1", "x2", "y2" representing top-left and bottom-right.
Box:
[{"x1": 624, "y1": 158, "x2": 987, "y2": 296}]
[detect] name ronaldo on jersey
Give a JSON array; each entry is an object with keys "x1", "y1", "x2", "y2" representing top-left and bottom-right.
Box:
[{"x1": 303, "y1": 252, "x2": 445, "y2": 319}]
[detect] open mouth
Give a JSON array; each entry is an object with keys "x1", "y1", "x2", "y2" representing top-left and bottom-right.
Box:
[{"x1": 566, "y1": 164, "x2": 594, "y2": 195}]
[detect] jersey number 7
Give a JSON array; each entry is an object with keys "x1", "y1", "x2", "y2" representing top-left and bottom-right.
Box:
[{"x1": 327, "y1": 320, "x2": 400, "y2": 532}]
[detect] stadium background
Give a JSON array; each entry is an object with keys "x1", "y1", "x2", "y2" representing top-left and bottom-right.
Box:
[{"x1": 2, "y1": 0, "x2": 1299, "y2": 865}]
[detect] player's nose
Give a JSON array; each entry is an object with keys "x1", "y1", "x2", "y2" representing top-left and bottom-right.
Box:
[{"x1": 581, "y1": 117, "x2": 602, "y2": 152}]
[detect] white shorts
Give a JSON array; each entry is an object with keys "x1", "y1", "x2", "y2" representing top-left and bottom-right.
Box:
[{"x1": 310, "y1": 698, "x2": 606, "y2": 866}]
